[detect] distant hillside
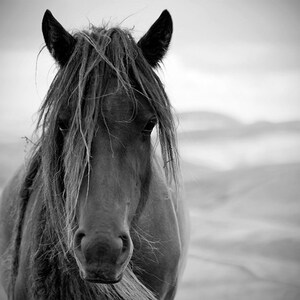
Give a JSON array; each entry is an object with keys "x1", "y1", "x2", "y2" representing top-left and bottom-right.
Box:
[
  {"x1": 184, "y1": 161, "x2": 300, "y2": 212},
  {"x1": 177, "y1": 111, "x2": 241, "y2": 132},
  {"x1": 177, "y1": 111, "x2": 300, "y2": 141}
]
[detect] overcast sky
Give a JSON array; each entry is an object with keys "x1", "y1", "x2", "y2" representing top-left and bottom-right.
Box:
[{"x1": 1, "y1": 0, "x2": 300, "y2": 139}]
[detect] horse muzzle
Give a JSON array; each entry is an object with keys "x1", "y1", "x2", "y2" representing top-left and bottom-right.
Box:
[{"x1": 74, "y1": 230, "x2": 133, "y2": 284}]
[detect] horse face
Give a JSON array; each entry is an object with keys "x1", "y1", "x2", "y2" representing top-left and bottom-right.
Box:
[
  {"x1": 73, "y1": 90, "x2": 155, "y2": 283},
  {"x1": 42, "y1": 9, "x2": 173, "y2": 284}
]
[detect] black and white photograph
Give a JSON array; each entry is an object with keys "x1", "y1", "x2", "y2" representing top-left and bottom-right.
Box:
[{"x1": 0, "y1": 1, "x2": 300, "y2": 299}]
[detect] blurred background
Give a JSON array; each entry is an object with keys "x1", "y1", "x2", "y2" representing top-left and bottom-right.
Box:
[{"x1": 1, "y1": 0, "x2": 300, "y2": 299}]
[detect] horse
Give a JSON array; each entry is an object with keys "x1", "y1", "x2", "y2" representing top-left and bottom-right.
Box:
[{"x1": 0, "y1": 9, "x2": 189, "y2": 300}]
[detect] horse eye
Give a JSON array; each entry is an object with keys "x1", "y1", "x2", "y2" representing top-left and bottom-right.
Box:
[{"x1": 142, "y1": 117, "x2": 157, "y2": 135}]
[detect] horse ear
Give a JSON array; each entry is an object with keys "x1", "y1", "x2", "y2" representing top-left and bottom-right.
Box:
[
  {"x1": 137, "y1": 10, "x2": 173, "y2": 68},
  {"x1": 42, "y1": 10, "x2": 76, "y2": 67}
]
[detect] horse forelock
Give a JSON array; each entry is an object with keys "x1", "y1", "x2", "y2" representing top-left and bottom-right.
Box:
[{"x1": 14, "y1": 23, "x2": 178, "y2": 299}]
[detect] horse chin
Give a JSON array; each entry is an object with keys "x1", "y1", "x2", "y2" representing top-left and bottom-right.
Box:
[
  {"x1": 84, "y1": 274, "x2": 123, "y2": 284},
  {"x1": 79, "y1": 267, "x2": 123, "y2": 284}
]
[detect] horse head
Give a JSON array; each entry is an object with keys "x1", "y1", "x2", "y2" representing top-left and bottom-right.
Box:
[{"x1": 41, "y1": 9, "x2": 174, "y2": 284}]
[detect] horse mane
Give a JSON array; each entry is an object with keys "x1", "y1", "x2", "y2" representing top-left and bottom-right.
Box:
[{"x1": 10, "y1": 23, "x2": 179, "y2": 299}]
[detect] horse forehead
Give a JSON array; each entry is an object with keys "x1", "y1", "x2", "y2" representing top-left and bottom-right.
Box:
[
  {"x1": 103, "y1": 92, "x2": 133, "y2": 120},
  {"x1": 102, "y1": 91, "x2": 151, "y2": 122}
]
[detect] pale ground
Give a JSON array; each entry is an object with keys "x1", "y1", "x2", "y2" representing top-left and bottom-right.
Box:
[
  {"x1": 1, "y1": 112, "x2": 300, "y2": 300},
  {"x1": 177, "y1": 162, "x2": 300, "y2": 300},
  {"x1": 175, "y1": 113, "x2": 300, "y2": 300}
]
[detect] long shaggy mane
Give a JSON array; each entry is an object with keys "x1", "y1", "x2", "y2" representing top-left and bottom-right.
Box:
[{"x1": 10, "y1": 24, "x2": 178, "y2": 299}]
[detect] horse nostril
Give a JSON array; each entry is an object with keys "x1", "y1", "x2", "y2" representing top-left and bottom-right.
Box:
[
  {"x1": 120, "y1": 234, "x2": 130, "y2": 254},
  {"x1": 74, "y1": 230, "x2": 86, "y2": 251},
  {"x1": 116, "y1": 233, "x2": 132, "y2": 265}
]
